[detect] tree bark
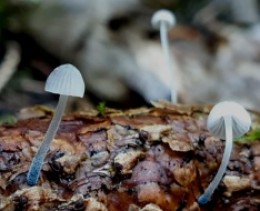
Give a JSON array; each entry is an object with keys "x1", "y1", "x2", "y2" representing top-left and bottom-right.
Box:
[{"x1": 0, "y1": 102, "x2": 259, "y2": 210}]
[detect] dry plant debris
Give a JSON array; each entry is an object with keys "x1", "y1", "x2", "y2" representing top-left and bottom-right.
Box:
[{"x1": 0, "y1": 101, "x2": 259, "y2": 211}]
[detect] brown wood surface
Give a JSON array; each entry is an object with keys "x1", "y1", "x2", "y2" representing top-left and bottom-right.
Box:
[{"x1": 0, "y1": 102, "x2": 259, "y2": 210}]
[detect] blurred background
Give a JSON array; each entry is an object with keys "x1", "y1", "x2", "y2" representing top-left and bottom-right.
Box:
[{"x1": 0, "y1": 0, "x2": 260, "y2": 120}]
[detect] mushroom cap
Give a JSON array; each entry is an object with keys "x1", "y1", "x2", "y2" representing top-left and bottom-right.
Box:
[
  {"x1": 151, "y1": 9, "x2": 176, "y2": 29},
  {"x1": 207, "y1": 101, "x2": 251, "y2": 140},
  {"x1": 45, "y1": 64, "x2": 85, "y2": 97}
]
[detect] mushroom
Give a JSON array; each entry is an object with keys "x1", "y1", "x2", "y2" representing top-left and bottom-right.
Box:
[
  {"x1": 27, "y1": 64, "x2": 85, "y2": 186},
  {"x1": 151, "y1": 9, "x2": 177, "y2": 103},
  {"x1": 198, "y1": 101, "x2": 251, "y2": 204}
]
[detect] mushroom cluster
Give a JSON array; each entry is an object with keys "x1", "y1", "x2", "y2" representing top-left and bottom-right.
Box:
[{"x1": 25, "y1": 11, "x2": 253, "y2": 209}]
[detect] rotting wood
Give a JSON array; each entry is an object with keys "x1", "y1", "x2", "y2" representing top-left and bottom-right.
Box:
[{"x1": 0, "y1": 102, "x2": 259, "y2": 210}]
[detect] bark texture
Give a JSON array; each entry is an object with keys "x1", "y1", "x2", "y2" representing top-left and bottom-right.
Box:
[{"x1": 0, "y1": 102, "x2": 259, "y2": 211}]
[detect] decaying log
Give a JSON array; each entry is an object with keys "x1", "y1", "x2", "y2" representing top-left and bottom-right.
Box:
[{"x1": 0, "y1": 102, "x2": 259, "y2": 210}]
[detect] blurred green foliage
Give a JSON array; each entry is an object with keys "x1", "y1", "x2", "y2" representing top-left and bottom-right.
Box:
[
  {"x1": 235, "y1": 124, "x2": 260, "y2": 143},
  {"x1": 96, "y1": 102, "x2": 106, "y2": 116},
  {"x1": 0, "y1": 114, "x2": 17, "y2": 125}
]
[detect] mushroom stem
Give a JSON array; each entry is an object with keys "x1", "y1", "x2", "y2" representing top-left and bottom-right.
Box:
[
  {"x1": 198, "y1": 115, "x2": 233, "y2": 204},
  {"x1": 159, "y1": 21, "x2": 177, "y2": 103},
  {"x1": 27, "y1": 94, "x2": 68, "y2": 186}
]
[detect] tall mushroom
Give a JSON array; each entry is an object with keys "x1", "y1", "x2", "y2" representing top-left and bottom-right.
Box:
[
  {"x1": 27, "y1": 64, "x2": 85, "y2": 186},
  {"x1": 198, "y1": 101, "x2": 251, "y2": 204},
  {"x1": 151, "y1": 9, "x2": 178, "y2": 103}
]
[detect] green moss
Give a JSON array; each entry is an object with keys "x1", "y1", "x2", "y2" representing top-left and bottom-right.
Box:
[
  {"x1": 0, "y1": 114, "x2": 17, "y2": 125},
  {"x1": 235, "y1": 124, "x2": 260, "y2": 143}
]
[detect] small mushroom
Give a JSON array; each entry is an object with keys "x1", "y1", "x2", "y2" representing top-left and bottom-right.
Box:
[
  {"x1": 198, "y1": 101, "x2": 251, "y2": 204},
  {"x1": 151, "y1": 9, "x2": 177, "y2": 103},
  {"x1": 27, "y1": 64, "x2": 85, "y2": 186}
]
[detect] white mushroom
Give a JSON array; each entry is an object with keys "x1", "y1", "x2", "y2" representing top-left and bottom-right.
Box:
[
  {"x1": 198, "y1": 101, "x2": 251, "y2": 204},
  {"x1": 27, "y1": 64, "x2": 85, "y2": 186},
  {"x1": 151, "y1": 9, "x2": 177, "y2": 103}
]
